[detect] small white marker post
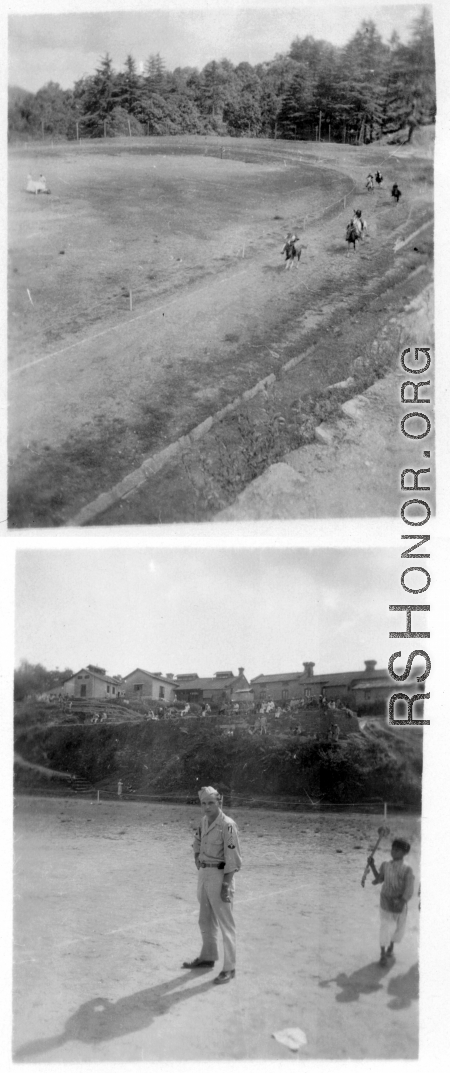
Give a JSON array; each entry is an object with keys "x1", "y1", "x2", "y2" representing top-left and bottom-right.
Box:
[
  {"x1": 129, "y1": 290, "x2": 133, "y2": 311},
  {"x1": 97, "y1": 790, "x2": 100, "y2": 804},
  {"x1": 27, "y1": 289, "x2": 34, "y2": 306},
  {"x1": 384, "y1": 802, "x2": 388, "y2": 820}
]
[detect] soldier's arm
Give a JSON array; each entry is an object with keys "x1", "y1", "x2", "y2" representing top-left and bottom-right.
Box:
[
  {"x1": 192, "y1": 825, "x2": 202, "y2": 868},
  {"x1": 223, "y1": 821, "x2": 242, "y2": 874}
]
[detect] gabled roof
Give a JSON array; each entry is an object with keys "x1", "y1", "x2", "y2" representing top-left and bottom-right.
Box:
[
  {"x1": 177, "y1": 674, "x2": 242, "y2": 691},
  {"x1": 352, "y1": 676, "x2": 393, "y2": 690},
  {"x1": 321, "y1": 670, "x2": 390, "y2": 686},
  {"x1": 123, "y1": 668, "x2": 178, "y2": 687},
  {"x1": 252, "y1": 668, "x2": 390, "y2": 686},
  {"x1": 251, "y1": 672, "x2": 302, "y2": 684},
  {"x1": 64, "y1": 667, "x2": 119, "y2": 686}
]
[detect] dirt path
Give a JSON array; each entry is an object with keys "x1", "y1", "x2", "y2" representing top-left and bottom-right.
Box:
[
  {"x1": 13, "y1": 796, "x2": 420, "y2": 1062},
  {"x1": 8, "y1": 138, "x2": 433, "y2": 526}
]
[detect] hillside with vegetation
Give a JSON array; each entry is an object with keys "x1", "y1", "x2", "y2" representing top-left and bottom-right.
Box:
[
  {"x1": 14, "y1": 713, "x2": 422, "y2": 810},
  {"x1": 9, "y1": 11, "x2": 434, "y2": 144}
]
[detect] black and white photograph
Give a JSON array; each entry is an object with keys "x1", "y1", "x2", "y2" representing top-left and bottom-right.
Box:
[
  {"x1": 7, "y1": 1, "x2": 435, "y2": 527},
  {"x1": 12, "y1": 545, "x2": 425, "y2": 1061},
  {"x1": 3, "y1": 1, "x2": 447, "y2": 1069}
]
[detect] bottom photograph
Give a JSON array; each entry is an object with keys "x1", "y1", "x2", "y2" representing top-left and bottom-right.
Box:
[{"x1": 13, "y1": 547, "x2": 422, "y2": 1062}]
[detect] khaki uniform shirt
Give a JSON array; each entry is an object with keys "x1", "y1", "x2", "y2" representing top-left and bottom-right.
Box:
[{"x1": 193, "y1": 810, "x2": 242, "y2": 874}]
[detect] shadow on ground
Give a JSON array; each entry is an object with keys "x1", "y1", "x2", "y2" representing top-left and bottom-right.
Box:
[
  {"x1": 14, "y1": 970, "x2": 214, "y2": 1061},
  {"x1": 319, "y1": 960, "x2": 393, "y2": 1002},
  {"x1": 387, "y1": 962, "x2": 419, "y2": 1010}
]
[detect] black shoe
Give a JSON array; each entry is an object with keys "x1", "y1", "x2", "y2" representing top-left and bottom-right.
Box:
[
  {"x1": 182, "y1": 957, "x2": 215, "y2": 969},
  {"x1": 213, "y1": 969, "x2": 235, "y2": 984}
]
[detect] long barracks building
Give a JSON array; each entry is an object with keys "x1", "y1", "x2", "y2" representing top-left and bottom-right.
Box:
[{"x1": 250, "y1": 660, "x2": 393, "y2": 712}]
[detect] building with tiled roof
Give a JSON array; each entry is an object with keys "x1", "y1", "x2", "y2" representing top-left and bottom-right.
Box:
[
  {"x1": 251, "y1": 660, "x2": 392, "y2": 710},
  {"x1": 61, "y1": 666, "x2": 121, "y2": 700},
  {"x1": 122, "y1": 668, "x2": 178, "y2": 705},
  {"x1": 175, "y1": 669, "x2": 249, "y2": 706}
]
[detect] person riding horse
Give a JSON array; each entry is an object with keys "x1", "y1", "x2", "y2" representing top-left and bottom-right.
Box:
[
  {"x1": 281, "y1": 232, "x2": 301, "y2": 269},
  {"x1": 375, "y1": 170, "x2": 383, "y2": 187},
  {"x1": 391, "y1": 182, "x2": 402, "y2": 204},
  {"x1": 366, "y1": 173, "x2": 374, "y2": 192},
  {"x1": 346, "y1": 220, "x2": 360, "y2": 252},
  {"x1": 352, "y1": 208, "x2": 367, "y2": 239}
]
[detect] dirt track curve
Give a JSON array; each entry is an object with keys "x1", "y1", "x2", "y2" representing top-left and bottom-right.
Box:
[{"x1": 8, "y1": 136, "x2": 433, "y2": 526}]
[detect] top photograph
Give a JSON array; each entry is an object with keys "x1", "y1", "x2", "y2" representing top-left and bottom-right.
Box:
[{"x1": 7, "y1": 4, "x2": 435, "y2": 528}]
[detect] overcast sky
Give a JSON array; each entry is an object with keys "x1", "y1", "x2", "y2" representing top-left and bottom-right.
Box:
[
  {"x1": 14, "y1": 546, "x2": 422, "y2": 680},
  {"x1": 8, "y1": 2, "x2": 425, "y2": 92}
]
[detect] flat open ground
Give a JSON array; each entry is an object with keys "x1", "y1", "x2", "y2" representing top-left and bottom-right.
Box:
[
  {"x1": 13, "y1": 796, "x2": 420, "y2": 1062},
  {"x1": 8, "y1": 135, "x2": 433, "y2": 526}
]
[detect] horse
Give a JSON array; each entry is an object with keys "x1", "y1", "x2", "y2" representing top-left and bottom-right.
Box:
[
  {"x1": 26, "y1": 173, "x2": 50, "y2": 195},
  {"x1": 391, "y1": 183, "x2": 402, "y2": 204},
  {"x1": 352, "y1": 209, "x2": 368, "y2": 238},
  {"x1": 281, "y1": 235, "x2": 302, "y2": 269},
  {"x1": 375, "y1": 171, "x2": 383, "y2": 187},
  {"x1": 366, "y1": 174, "x2": 374, "y2": 192},
  {"x1": 346, "y1": 221, "x2": 361, "y2": 254}
]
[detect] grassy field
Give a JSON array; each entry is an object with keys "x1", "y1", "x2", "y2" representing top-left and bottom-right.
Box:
[
  {"x1": 8, "y1": 135, "x2": 433, "y2": 526},
  {"x1": 9, "y1": 137, "x2": 349, "y2": 364},
  {"x1": 13, "y1": 796, "x2": 420, "y2": 1061}
]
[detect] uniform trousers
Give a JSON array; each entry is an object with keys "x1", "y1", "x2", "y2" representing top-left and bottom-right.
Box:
[{"x1": 197, "y1": 868, "x2": 236, "y2": 970}]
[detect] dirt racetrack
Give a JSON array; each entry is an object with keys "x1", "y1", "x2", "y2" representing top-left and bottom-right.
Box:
[
  {"x1": 13, "y1": 796, "x2": 420, "y2": 1062},
  {"x1": 8, "y1": 134, "x2": 433, "y2": 526}
]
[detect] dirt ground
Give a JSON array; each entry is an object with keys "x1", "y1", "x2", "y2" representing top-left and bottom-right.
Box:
[
  {"x1": 13, "y1": 796, "x2": 420, "y2": 1062},
  {"x1": 7, "y1": 135, "x2": 433, "y2": 526}
]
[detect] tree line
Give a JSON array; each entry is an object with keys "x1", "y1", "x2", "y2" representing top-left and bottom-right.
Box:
[
  {"x1": 14, "y1": 660, "x2": 74, "y2": 702},
  {"x1": 9, "y1": 10, "x2": 434, "y2": 144}
]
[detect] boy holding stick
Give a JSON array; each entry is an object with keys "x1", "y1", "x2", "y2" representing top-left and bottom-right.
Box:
[{"x1": 368, "y1": 838, "x2": 415, "y2": 966}]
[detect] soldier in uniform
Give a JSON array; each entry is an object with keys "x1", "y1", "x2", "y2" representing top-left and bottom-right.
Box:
[{"x1": 182, "y1": 785, "x2": 242, "y2": 984}]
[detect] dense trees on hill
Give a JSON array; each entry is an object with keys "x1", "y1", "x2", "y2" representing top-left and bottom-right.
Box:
[
  {"x1": 14, "y1": 661, "x2": 73, "y2": 702},
  {"x1": 9, "y1": 11, "x2": 435, "y2": 142}
]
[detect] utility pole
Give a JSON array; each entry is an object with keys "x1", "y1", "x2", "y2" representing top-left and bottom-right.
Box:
[
  {"x1": 76, "y1": 120, "x2": 80, "y2": 142},
  {"x1": 328, "y1": 122, "x2": 331, "y2": 142},
  {"x1": 318, "y1": 110, "x2": 322, "y2": 141},
  {"x1": 104, "y1": 119, "x2": 107, "y2": 138}
]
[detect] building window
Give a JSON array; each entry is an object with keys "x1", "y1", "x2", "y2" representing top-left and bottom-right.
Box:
[
  {"x1": 106, "y1": 685, "x2": 110, "y2": 693},
  {"x1": 159, "y1": 686, "x2": 165, "y2": 699},
  {"x1": 305, "y1": 688, "x2": 311, "y2": 699},
  {"x1": 282, "y1": 689, "x2": 289, "y2": 701},
  {"x1": 134, "y1": 684, "x2": 143, "y2": 692}
]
